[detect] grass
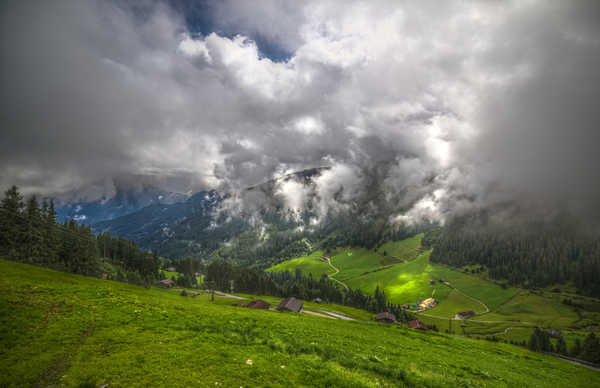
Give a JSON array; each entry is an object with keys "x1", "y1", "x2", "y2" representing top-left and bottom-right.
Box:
[
  {"x1": 266, "y1": 235, "x2": 599, "y2": 345},
  {"x1": 345, "y1": 251, "x2": 453, "y2": 305},
  {"x1": 1, "y1": 259, "x2": 598, "y2": 387},
  {"x1": 265, "y1": 250, "x2": 332, "y2": 278},
  {"x1": 427, "y1": 289, "x2": 487, "y2": 318}
]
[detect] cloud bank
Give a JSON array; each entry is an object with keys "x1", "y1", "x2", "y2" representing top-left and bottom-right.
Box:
[{"x1": 1, "y1": 0, "x2": 599, "y2": 222}]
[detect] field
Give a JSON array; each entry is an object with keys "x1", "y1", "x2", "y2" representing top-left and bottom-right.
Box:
[
  {"x1": 265, "y1": 250, "x2": 332, "y2": 277},
  {"x1": 1, "y1": 259, "x2": 598, "y2": 387},
  {"x1": 268, "y1": 235, "x2": 600, "y2": 345}
]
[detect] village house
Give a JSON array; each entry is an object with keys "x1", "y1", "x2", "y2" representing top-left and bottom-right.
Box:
[
  {"x1": 158, "y1": 279, "x2": 174, "y2": 288},
  {"x1": 408, "y1": 320, "x2": 429, "y2": 330},
  {"x1": 277, "y1": 297, "x2": 303, "y2": 312},
  {"x1": 455, "y1": 311, "x2": 476, "y2": 320},
  {"x1": 418, "y1": 298, "x2": 437, "y2": 309},
  {"x1": 375, "y1": 312, "x2": 396, "y2": 323}
]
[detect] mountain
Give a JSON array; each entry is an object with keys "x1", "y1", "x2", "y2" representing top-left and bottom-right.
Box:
[
  {"x1": 54, "y1": 177, "x2": 188, "y2": 225},
  {"x1": 93, "y1": 190, "x2": 221, "y2": 245},
  {"x1": 92, "y1": 168, "x2": 338, "y2": 266}
]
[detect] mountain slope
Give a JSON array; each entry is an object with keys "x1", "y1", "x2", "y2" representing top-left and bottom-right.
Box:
[{"x1": 2, "y1": 259, "x2": 597, "y2": 387}]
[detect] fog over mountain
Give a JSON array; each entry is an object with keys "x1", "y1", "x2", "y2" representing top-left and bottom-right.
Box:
[{"x1": 2, "y1": 0, "x2": 600, "y2": 224}]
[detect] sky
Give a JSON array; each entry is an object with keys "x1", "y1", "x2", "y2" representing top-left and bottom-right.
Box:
[{"x1": 1, "y1": 0, "x2": 600, "y2": 223}]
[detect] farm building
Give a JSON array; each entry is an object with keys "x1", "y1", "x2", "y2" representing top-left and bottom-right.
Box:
[
  {"x1": 277, "y1": 297, "x2": 303, "y2": 312},
  {"x1": 166, "y1": 267, "x2": 177, "y2": 272},
  {"x1": 408, "y1": 320, "x2": 429, "y2": 330},
  {"x1": 245, "y1": 300, "x2": 271, "y2": 309},
  {"x1": 455, "y1": 311, "x2": 476, "y2": 320},
  {"x1": 544, "y1": 328, "x2": 562, "y2": 338},
  {"x1": 375, "y1": 312, "x2": 396, "y2": 323},
  {"x1": 158, "y1": 279, "x2": 174, "y2": 288},
  {"x1": 418, "y1": 298, "x2": 437, "y2": 309}
]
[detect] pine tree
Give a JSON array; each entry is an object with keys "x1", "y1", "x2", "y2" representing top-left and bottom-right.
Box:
[
  {"x1": 24, "y1": 195, "x2": 43, "y2": 263},
  {"x1": 0, "y1": 185, "x2": 25, "y2": 259}
]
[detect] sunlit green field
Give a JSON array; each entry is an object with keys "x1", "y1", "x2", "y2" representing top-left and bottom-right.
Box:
[
  {"x1": 2, "y1": 259, "x2": 598, "y2": 387},
  {"x1": 265, "y1": 250, "x2": 332, "y2": 277},
  {"x1": 267, "y1": 235, "x2": 599, "y2": 345}
]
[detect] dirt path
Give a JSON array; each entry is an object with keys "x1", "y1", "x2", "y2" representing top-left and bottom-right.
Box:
[
  {"x1": 302, "y1": 309, "x2": 336, "y2": 319},
  {"x1": 214, "y1": 291, "x2": 247, "y2": 300},
  {"x1": 326, "y1": 257, "x2": 349, "y2": 291},
  {"x1": 319, "y1": 309, "x2": 356, "y2": 321},
  {"x1": 445, "y1": 282, "x2": 490, "y2": 314}
]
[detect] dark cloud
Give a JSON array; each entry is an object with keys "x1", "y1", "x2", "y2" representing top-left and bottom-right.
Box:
[{"x1": 1, "y1": 0, "x2": 599, "y2": 222}]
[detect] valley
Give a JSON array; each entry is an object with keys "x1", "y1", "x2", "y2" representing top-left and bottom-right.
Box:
[
  {"x1": 2, "y1": 259, "x2": 598, "y2": 387},
  {"x1": 267, "y1": 234, "x2": 600, "y2": 348}
]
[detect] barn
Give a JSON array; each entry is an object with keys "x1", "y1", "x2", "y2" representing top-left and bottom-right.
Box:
[
  {"x1": 277, "y1": 297, "x2": 303, "y2": 312},
  {"x1": 375, "y1": 312, "x2": 396, "y2": 323}
]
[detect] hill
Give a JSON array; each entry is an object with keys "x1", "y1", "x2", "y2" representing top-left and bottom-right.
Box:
[
  {"x1": 268, "y1": 235, "x2": 600, "y2": 349},
  {"x1": 1, "y1": 259, "x2": 598, "y2": 387}
]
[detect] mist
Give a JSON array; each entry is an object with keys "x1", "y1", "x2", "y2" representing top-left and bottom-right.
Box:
[{"x1": 2, "y1": 0, "x2": 599, "y2": 223}]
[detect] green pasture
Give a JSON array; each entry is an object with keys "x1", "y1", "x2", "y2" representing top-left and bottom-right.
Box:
[{"x1": 1, "y1": 259, "x2": 597, "y2": 387}]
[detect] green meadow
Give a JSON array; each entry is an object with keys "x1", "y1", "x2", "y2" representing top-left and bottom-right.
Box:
[
  {"x1": 268, "y1": 235, "x2": 599, "y2": 344},
  {"x1": 2, "y1": 259, "x2": 598, "y2": 387},
  {"x1": 265, "y1": 250, "x2": 332, "y2": 277}
]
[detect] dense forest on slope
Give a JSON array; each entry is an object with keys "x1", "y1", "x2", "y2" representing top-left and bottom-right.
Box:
[
  {"x1": 0, "y1": 186, "x2": 161, "y2": 286},
  {"x1": 429, "y1": 213, "x2": 600, "y2": 297}
]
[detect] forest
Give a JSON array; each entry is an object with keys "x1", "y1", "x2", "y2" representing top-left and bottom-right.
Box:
[
  {"x1": 0, "y1": 186, "x2": 161, "y2": 286},
  {"x1": 428, "y1": 214, "x2": 600, "y2": 297},
  {"x1": 204, "y1": 260, "x2": 414, "y2": 322}
]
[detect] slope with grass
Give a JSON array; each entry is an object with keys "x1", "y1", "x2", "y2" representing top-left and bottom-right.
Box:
[
  {"x1": 1, "y1": 259, "x2": 598, "y2": 387},
  {"x1": 267, "y1": 235, "x2": 600, "y2": 343},
  {"x1": 265, "y1": 250, "x2": 332, "y2": 277}
]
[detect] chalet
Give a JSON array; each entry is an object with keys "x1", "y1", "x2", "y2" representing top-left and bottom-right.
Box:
[
  {"x1": 158, "y1": 279, "x2": 174, "y2": 288},
  {"x1": 455, "y1": 311, "x2": 476, "y2": 320},
  {"x1": 429, "y1": 280, "x2": 436, "y2": 285},
  {"x1": 245, "y1": 300, "x2": 271, "y2": 309},
  {"x1": 408, "y1": 320, "x2": 429, "y2": 330},
  {"x1": 418, "y1": 298, "x2": 437, "y2": 309},
  {"x1": 313, "y1": 297, "x2": 323, "y2": 304},
  {"x1": 277, "y1": 297, "x2": 303, "y2": 312},
  {"x1": 166, "y1": 267, "x2": 177, "y2": 272},
  {"x1": 375, "y1": 312, "x2": 396, "y2": 323},
  {"x1": 544, "y1": 328, "x2": 562, "y2": 338}
]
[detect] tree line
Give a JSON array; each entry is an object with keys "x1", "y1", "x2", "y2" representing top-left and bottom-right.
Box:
[
  {"x1": 526, "y1": 328, "x2": 600, "y2": 364},
  {"x1": 0, "y1": 186, "x2": 160, "y2": 286},
  {"x1": 203, "y1": 260, "x2": 414, "y2": 321},
  {"x1": 428, "y1": 215, "x2": 600, "y2": 297}
]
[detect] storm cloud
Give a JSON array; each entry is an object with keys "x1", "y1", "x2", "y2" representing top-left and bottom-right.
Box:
[{"x1": 1, "y1": 0, "x2": 599, "y2": 221}]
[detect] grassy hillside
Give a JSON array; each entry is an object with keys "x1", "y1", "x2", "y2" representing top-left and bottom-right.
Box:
[
  {"x1": 265, "y1": 250, "x2": 332, "y2": 277},
  {"x1": 267, "y1": 235, "x2": 600, "y2": 345},
  {"x1": 1, "y1": 259, "x2": 598, "y2": 387}
]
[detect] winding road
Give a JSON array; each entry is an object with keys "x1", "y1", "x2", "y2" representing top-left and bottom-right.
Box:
[{"x1": 325, "y1": 257, "x2": 349, "y2": 291}]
